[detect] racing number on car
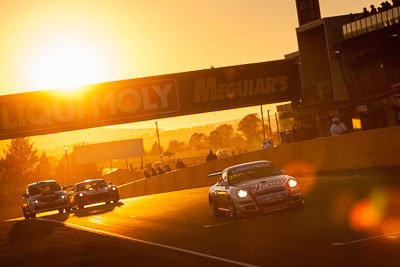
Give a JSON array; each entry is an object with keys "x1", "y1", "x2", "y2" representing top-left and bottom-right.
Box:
[{"x1": 265, "y1": 195, "x2": 282, "y2": 203}]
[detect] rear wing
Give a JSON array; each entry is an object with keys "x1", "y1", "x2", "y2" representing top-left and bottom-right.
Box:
[{"x1": 207, "y1": 171, "x2": 222, "y2": 178}]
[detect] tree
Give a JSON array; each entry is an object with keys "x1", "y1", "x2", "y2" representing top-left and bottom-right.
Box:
[
  {"x1": 189, "y1": 132, "x2": 208, "y2": 151},
  {"x1": 34, "y1": 152, "x2": 55, "y2": 180},
  {"x1": 231, "y1": 133, "x2": 246, "y2": 149},
  {"x1": 167, "y1": 140, "x2": 186, "y2": 153},
  {"x1": 149, "y1": 142, "x2": 164, "y2": 155},
  {"x1": 237, "y1": 113, "x2": 263, "y2": 145},
  {"x1": 3, "y1": 138, "x2": 40, "y2": 185},
  {"x1": 208, "y1": 130, "x2": 223, "y2": 149},
  {"x1": 215, "y1": 124, "x2": 234, "y2": 147}
]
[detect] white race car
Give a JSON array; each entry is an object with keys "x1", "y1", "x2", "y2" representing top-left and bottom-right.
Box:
[
  {"x1": 208, "y1": 160, "x2": 303, "y2": 218},
  {"x1": 21, "y1": 180, "x2": 71, "y2": 219}
]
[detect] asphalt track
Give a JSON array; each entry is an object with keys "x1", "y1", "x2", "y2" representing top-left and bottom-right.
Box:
[{"x1": 9, "y1": 169, "x2": 400, "y2": 267}]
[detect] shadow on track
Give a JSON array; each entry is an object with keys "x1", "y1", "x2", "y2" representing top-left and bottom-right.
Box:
[{"x1": 71, "y1": 201, "x2": 124, "y2": 217}]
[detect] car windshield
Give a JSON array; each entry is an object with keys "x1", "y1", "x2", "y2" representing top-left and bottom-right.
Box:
[
  {"x1": 28, "y1": 182, "x2": 61, "y2": 196},
  {"x1": 75, "y1": 180, "x2": 108, "y2": 192},
  {"x1": 228, "y1": 162, "x2": 281, "y2": 185}
]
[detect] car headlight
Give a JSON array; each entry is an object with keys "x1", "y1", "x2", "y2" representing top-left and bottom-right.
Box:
[
  {"x1": 237, "y1": 189, "x2": 248, "y2": 198},
  {"x1": 78, "y1": 192, "x2": 84, "y2": 197},
  {"x1": 34, "y1": 200, "x2": 39, "y2": 204},
  {"x1": 61, "y1": 195, "x2": 66, "y2": 199},
  {"x1": 288, "y1": 178, "x2": 298, "y2": 188},
  {"x1": 111, "y1": 186, "x2": 117, "y2": 191}
]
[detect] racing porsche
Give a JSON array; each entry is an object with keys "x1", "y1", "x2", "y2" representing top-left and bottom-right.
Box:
[
  {"x1": 21, "y1": 180, "x2": 71, "y2": 219},
  {"x1": 69, "y1": 179, "x2": 119, "y2": 209},
  {"x1": 208, "y1": 160, "x2": 303, "y2": 218}
]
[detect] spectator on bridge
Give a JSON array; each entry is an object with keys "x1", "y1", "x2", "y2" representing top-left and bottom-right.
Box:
[
  {"x1": 176, "y1": 158, "x2": 186, "y2": 169},
  {"x1": 206, "y1": 149, "x2": 218, "y2": 162},
  {"x1": 330, "y1": 117, "x2": 348, "y2": 136},
  {"x1": 362, "y1": 7, "x2": 370, "y2": 18},
  {"x1": 385, "y1": 1, "x2": 393, "y2": 9},
  {"x1": 393, "y1": 0, "x2": 400, "y2": 8},
  {"x1": 370, "y1": 5, "x2": 378, "y2": 14}
]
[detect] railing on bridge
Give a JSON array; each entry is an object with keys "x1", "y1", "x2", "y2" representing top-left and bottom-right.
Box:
[{"x1": 342, "y1": 6, "x2": 400, "y2": 40}]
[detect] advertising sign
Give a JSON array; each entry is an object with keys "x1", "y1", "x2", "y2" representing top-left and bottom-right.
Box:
[
  {"x1": 74, "y1": 138, "x2": 144, "y2": 165},
  {"x1": 0, "y1": 60, "x2": 300, "y2": 140}
]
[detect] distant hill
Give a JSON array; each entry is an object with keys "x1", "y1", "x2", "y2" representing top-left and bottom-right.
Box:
[{"x1": 31, "y1": 119, "x2": 242, "y2": 157}]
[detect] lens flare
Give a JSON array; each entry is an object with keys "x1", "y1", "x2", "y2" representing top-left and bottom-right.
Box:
[
  {"x1": 282, "y1": 160, "x2": 316, "y2": 194},
  {"x1": 349, "y1": 199, "x2": 382, "y2": 232},
  {"x1": 380, "y1": 217, "x2": 400, "y2": 237}
]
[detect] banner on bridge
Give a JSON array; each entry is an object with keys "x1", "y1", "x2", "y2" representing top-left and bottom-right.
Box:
[{"x1": 0, "y1": 60, "x2": 300, "y2": 140}]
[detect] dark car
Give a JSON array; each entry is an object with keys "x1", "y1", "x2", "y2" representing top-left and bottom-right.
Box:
[
  {"x1": 69, "y1": 179, "x2": 119, "y2": 209},
  {"x1": 21, "y1": 180, "x2": 71, "y2": 219}
]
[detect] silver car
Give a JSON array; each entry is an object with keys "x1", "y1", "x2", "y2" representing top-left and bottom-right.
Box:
[
  {"x1": 21, "y1": 180, "x2": 71, "y2": 219},
  {"x1": 208, "y1": 160, "x2": 303, "y2": 218}
]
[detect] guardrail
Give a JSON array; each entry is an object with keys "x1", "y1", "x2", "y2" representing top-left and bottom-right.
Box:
[{"x1": 343, "y1": 7, "x2": 400, "y2": 39}]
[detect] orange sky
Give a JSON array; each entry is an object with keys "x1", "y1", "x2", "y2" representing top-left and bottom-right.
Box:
[{"x1": 0, "y1": 0, "x2": 385, "y2": 151}]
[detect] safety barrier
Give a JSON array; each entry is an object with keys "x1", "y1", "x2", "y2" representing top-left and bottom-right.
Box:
[{"x1": 118, "y1": 126, "x2": 400, "y2": 199}]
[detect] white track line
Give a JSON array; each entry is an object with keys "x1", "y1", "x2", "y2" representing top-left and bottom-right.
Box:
[
  {"x1": 38, "y1": 218, "x2": 259, "y2": 267},
  {"x1": 331, "y1": 230, "x2": 400, "y2": 246},
  {"x1": 203, "y1": 219, "x2": 247, "y2": 228}
]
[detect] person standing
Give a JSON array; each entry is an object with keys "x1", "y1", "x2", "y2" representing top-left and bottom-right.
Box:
[
  {"x1": 261, "y1": 139, "x2": 272, "y2": 149},
  {"x1": 330, "y1": 117, "x2": 348, "y2": 136},
  {"x1": 206, "y1": 149, "x2": 218, "y2": 161},
  {"x1": 176, "y1": 158, "x2": 186, "y2": 169}
]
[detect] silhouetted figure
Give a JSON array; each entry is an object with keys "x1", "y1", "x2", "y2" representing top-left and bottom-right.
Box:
[
  {"x1": 362, "y1": 7, "x2": 370, "y2": 18},
  {"x1": 157, "y1": 166, "x2": 164, "y2": 175},
  {"x1": 330, "y1": 117, "x2": 348, "y2": 136},
  {"x1": 261, "y1": 139, "x2": 272, "y2": 149},
  {"x1": 151, "y1": 167, "x2": 157, "y2": 176},
  {"x1": 350, "y1": 13, "x2": 355, "y2": 21},
  {"x1": 231, "y1": 150, "x2": 236, "y2": 156},
  {"x1": 176, "y1": 158, "x2": 186, "y2": 169},
  {"x1": 143, "y1": 169, "x2": 151, "y2": 178},
  {"x1": 393, "y1": 0, "x2": 400, "y2": 8},
  {"x1": 206, "y1": 149, "x2": 217, "y2": 162},
  {"x1": 370, "y1": 5, "x2": 378, "y2": 14},
  {"x1": 164, "y1": 164, "x2": 171, "y2": 172}
]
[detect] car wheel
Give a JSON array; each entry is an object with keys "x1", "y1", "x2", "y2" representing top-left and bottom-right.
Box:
[
  {"x1": 30, "y1": 213, "x2": 36, "y2": 219},
  {"x1": 65, "y1": 208, "x2": 71, "y2": 213},
  {"x1": 113, "y1": 196, "x2": 120, "y2": 203},
  {"x1": 209, "y1": 195, "x2": 221, "y2": 217},
  {"x1": 228, "y1": 198, "x2": 237, "y2": 219},
  {"x1": 58, "y1": 209, "x2": 64, "y2": 214}
]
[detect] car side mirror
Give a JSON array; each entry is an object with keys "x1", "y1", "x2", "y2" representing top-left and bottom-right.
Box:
[
  {"x1": 108, "y1": 181, "x2": 112, "y2": 185},
  {"x1": 22, "y1": 193, "x2": 28, "y2": 198},
  {"x1": 219, "y1": 180, "x2": 228, "y2": 187},
  {"x1": 280, "y1": 169, "x2": 286, "y2": 174}
]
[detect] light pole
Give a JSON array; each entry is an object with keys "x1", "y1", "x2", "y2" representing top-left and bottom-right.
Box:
[{"x1": 64, "y1": 147, "x2": 69, "y2": 185}]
